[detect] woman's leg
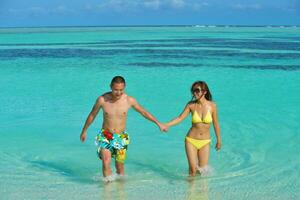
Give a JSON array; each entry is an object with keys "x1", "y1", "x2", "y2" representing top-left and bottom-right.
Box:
[
  {"x1": 185, "y1": 140, "x2": 199, "y2": 176},
  {"x1": 197, "y1": 143, "x2": 210, "y2": 167}
]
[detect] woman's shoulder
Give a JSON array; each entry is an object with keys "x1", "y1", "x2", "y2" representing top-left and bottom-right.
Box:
[
  {"x1": 186, "y1": 100, "x2": 196, "y2": 110},
  {"x1": 207, "y1": 101, "x2": 217, "y2": 111},
  {"x1": 187, "y1": 100, "x2": 196, "y2": 106}
]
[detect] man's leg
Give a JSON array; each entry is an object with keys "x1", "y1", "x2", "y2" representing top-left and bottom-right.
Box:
[
  {"x1": 100, "y1": 149, "x2": 112, "y2": 177},
  {"x1": 115, "y1": 149, "x2": 126, "y2": 175},
  {"x1": 115, "y1": 161, "x2": 125, "y2": 175}
]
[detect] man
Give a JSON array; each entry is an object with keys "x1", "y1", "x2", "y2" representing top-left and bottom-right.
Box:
[{"x1": 80, "y1": 76, "x2": 167, "y2": 182}]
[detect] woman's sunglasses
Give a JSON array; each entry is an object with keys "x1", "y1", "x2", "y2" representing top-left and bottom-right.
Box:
[{"x1": 192, "y1": 87, "x2": 205, "y2": 94}]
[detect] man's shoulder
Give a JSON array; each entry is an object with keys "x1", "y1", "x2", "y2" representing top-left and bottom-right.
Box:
[
  {"x1": 97, "y1": 92, "x2": 111, "y2": 103},
  {"x1": 125, "y1": 95, "x2": 137, "y2": 104}
]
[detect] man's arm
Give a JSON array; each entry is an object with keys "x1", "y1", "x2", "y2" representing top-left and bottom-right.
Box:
[
  {"x1": 80, "y1": 96, "x2": 102, "y2": 142},
  {"x1": 129, "y1": 97, "x2": 167, "y2": 132}
]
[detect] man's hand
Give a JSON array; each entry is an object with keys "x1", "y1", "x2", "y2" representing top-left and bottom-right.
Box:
[
  {"x1": 80, "y1": 130, "x2": 87, "y2": 142},
  {"x1": 158, "y1": 122, "x2": 169, "y2": 132}
]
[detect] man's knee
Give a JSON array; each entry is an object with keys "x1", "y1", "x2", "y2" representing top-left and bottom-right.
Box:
[
  {"x1": 102, "y1": 157, "x2": 110, "y2": 165},
  {"x1": 101, "y1": 151, "x2": 111, "y2": 166}
]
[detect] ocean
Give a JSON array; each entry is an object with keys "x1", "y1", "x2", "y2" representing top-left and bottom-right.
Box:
[{"x1": 0, "y1": 26, "x2": 299, "y2": 199}]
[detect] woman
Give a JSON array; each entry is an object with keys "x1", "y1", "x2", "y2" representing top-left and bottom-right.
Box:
[{"x1": 166, "y1": 81, "x2": 221, "y2": 176}]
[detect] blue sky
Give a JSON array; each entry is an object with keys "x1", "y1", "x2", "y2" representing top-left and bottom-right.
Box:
[{"x1": 0, "y1": 0, "x2": 299, "y2": 27}]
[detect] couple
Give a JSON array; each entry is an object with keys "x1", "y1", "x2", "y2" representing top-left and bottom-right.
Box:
[{"x1": 80, "y1": 76, "x2": 221, "y2": 182}]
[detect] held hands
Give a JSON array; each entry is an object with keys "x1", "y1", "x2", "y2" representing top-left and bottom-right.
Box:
[
  {"x1": 158, "y1": 122, "x2": 169, "y2": 132},
  {"x1": 80, "y1": 130, "x2": 87, "y2": 142}
]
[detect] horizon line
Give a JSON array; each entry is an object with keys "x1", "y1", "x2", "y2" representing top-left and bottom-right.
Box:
[{"x1": 0, "y1": 24, "x2": 300, "y2": 29}]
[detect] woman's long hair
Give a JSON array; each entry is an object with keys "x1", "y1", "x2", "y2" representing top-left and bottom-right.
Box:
[{"x1": 190, "y1": 81, "x2": 212, "y2": 101}]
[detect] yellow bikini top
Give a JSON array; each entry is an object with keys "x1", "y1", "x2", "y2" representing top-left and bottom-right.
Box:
[{"x1": 192, "y1": 110, "x2": 213, "y2": 124}]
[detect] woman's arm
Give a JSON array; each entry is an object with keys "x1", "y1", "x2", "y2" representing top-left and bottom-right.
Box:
[
  {"x1": 212, "y1": 103, "x2": 221, "y2": 150},
  {"x1": 166, "y1": 104, "x2": 190, "y2": 127}
]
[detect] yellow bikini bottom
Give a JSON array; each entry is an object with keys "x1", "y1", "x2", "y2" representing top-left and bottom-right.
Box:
[{"x1": 185, "y1": 137, "x2": 211, "y2": 150}]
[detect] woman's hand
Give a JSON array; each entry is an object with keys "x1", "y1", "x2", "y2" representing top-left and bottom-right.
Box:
[{"x1": 215, "y1": 142, "x2": 221, "y2": 151}]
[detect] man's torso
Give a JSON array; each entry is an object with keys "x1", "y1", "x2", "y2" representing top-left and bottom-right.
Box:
[{"x1": 101, "y1": 93, "x2": 132, "y2": 133}]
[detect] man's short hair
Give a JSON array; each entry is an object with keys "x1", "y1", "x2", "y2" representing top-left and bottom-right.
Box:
[{"x1": 111, "y1": 76, "x2": 126, "y2": 85}]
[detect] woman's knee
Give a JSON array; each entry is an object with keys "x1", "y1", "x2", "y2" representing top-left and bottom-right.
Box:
[{"x1": 189, "y1": 166, "x2": 197, "y2": 176}]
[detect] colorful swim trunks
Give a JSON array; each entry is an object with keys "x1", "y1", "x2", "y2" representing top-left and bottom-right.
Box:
[{"x1": 95, "y1": 129, "x2": 130, "y2": 163}]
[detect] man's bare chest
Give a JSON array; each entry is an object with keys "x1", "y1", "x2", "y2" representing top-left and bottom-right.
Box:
[{"x1": 102, "y1": 102, "x2": 130, "y2": 116}]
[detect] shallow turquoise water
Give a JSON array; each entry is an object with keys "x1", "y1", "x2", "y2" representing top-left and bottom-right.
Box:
[{"x1": 0, "y1": 26, "x2": 299, "y2": 200}]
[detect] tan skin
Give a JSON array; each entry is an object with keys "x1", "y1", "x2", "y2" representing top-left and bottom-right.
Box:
[
  {"x1": 166, "y1": 85, "x2": 221, "y2": 176},
  {"x1": 80, "y1": 82, "x2": 168, "y2": 177}
]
